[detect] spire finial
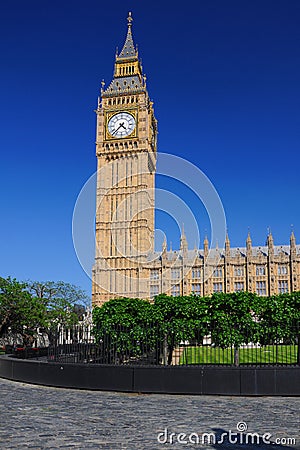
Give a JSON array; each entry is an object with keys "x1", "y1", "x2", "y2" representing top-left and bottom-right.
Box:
[
  {"x1": 180, "y1": 223, "x2": 188, "y2": 252},
  {"x1": 117, "y1": 12, "x2": 137, "y2": 60},
  {"x1": 290, "y1": 227, "x2": 296, "y2": 244},
  {"x1": 225, "y1": 230, "x2": 230, "y2": 243},
  {"x1": 162, "y1": 235, "x2": 167, "y2": 252},
  {"x1": 127, "y1": 11, "x2": 133, "y2": 28}
]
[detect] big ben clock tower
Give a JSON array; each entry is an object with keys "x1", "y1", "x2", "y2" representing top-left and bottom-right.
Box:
[{"x1": 92, "y1": 13, "x2": 157, "y2": 306}]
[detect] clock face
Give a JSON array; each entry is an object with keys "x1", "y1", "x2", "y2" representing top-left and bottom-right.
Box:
[{"x1": 107, "y1": 112, "x2": 136, "y2": 138}]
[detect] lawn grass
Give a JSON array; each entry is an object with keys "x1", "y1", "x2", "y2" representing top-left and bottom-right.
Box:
[{"x1": 179, "y1": 344, "x2": 298, "y2": 365}]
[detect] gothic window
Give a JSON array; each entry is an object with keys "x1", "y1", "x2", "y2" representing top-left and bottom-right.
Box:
[
  {"x1": 192, "y1": 268, "x2": 201, "y2": 279},
  {"x1": 191, "y1": 283, "x2": 201, "y2": 295},
  {"x1": 234, "y1": 282, "x2": 244, "y2": 292},
  {"x1": 278, "y1": 265, "x2": 288, "y2": 275},
  {"x1": 110, "y1": 197, "x2": 114, "y2": 221},
  {"x1": 256, "y1": 281, "x2": 266, "y2": 296},
  {"x1": 256, "y1": 265, "x2": 266, "y2": 276},
  {"x1": 129, "y1": 196, "x2": 133, "y2": 222},
  {"x1": 150, "y1": 285, "x2": 159, "y2": 298},
  {"x1": 213, "y1": 268, "x2": 222, "y2": 277},
  {"x1": 171, "y1": 284, "x2": 180, "y2": 297},
  {"x1": 234, "y1": 266, "x2": 244, "y2": 277},
  {"x1": 110, "y1": 235, "x2": 114, "y2": 257},
  {"x1": 125, "y1": 159, "x2": 128, "y2": 187},
  {"x1": 150, "y1": 269, "x2": 160, "y2": 280},
  {"x1": 115, "y1": 198, "x2": 118, "y2": 220},
  {"x1": 110, "y1": 270, "x2": 113, "y2": 291},
  {"x1": 278, "y1": 280, "x2": 288, "y2": 293},
  {"x1": 116, "y1": 160, "x2": 119, "y2": 184},
  {"x1": 213, "y1": 282, "x2": 223, "y2": 293},
  {"x1": 171, "y1": 268, "x2": 181, "y2": 279},
  {"x1": 111, "y1": 162, "x2": 114, "y2": 185}
]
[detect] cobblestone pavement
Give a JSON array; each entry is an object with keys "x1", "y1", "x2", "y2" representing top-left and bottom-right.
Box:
[{"x1": 0, "y1": 377, "x2": 299, "y2": 449}]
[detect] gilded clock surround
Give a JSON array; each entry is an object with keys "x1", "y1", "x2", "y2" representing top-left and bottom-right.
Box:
[{"x1": 105, "y1": 109, "x2": 138, "y2": 140}]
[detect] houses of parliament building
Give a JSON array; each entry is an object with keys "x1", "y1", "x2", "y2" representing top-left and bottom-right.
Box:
[{"x1": 92, "y1": 13, "x2": 300, "y2": 307}]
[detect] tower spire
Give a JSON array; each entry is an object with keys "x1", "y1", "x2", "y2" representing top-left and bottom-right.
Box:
[
  {"x1": 290, "y1": 229, "x2": 296, "y2": 256},
  {"x1": 103, "y1": 12, "x2": 145, "y2": 97},
  {"x1": 180, "y1": 224, "x2": 188, "y2": 253},
  {"x1": 225, "y1": 231, "x2": 230, "y2": 257},
  {"x1": 127, "y1": 11, "x2": 133, "y2": 27},
  {"x1": 267, "y1": 229, "x2": 274, "y2": 257},
  {"x1": 118, "y1": 12, "x2": 138, "y2": 59},
  {"x1": 246, "y1": 230, "x2": 252, "y2": 256},
  {"x1": 162, "y1": 235, "x2": 167, "y2": 253},
  {"x1": 204, "y1": 235, "x2": 209, "y2": 259}
]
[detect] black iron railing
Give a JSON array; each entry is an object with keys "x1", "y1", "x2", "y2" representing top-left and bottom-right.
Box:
[{"x1": 47, "y1": 322, "x2": 300, "y2": 367}]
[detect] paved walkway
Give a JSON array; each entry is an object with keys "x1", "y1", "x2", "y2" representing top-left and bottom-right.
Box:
[{"x1": 0, "y1": 377, "x2": 299, "y2": 449}]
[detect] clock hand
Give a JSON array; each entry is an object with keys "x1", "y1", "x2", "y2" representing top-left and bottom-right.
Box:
[
  {"x1": 112, "y1": 123, "x2": 123, "y2": 135},
  {"x1": 112, "y1": 122, "x2": 126, "y2": 135}
]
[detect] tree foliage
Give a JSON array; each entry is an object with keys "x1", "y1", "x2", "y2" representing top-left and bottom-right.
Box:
[
  {"x1": 93, "y1": 298, "x2": 156, "y2": 363},
  {"x1": 92, "y1": 291, "x2": 300, "y2": 365},
  {"x1": 254, "y1": 292, "x2": 300, "y2": 345},
  {"x1": 0, "y1": 277, "x2": 46, "y2": 345},
  {"x1": 0, "y1": 277, "x2": 90, "y2": 346},
  {"x1": 208, "y1": 292, "x2": 259, "y2": 346},
  {"x1": 153, "y1": 294, "x2": 209, "y2": 364}
]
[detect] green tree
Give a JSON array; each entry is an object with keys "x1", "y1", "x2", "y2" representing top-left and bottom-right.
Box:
[
  {"x1": 26, "y1": 280, "x2": 91, "y2": 343},
  {"x1": 255, "y1": 292, "x2": 300, "y2": 363},
  {"x1": 153, "y1": 294, "x2": 209, "y2": 364},
  {"x1": 0, "y1": 277, "x2": 46, "y2": 346},
  {"x1": 207, "y1": 291, "x2": 259, "y2": 366},
  {"x1": 93, "y1": 297, "x2": 156, "y2": 364},
  {"x1": 93, "y1": 295, "x2": 209, "y2": 365}
]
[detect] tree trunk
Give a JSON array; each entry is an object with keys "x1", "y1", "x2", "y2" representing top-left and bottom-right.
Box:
[
  {"x1": 167, "y1": 345, "x2": 174, "y2": 365},
  {"x1": 0, "y1": 314, "x2": 10, "y2": 338}
]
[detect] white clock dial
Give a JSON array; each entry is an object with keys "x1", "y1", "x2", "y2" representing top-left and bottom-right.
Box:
[{"x1": 108, "y1": 112, "x2": 136, "y2": 138}]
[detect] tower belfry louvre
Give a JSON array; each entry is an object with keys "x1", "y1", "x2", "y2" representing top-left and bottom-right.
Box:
[{"x1": 92, "y1": 13, "x2": 300, "y2": 307}]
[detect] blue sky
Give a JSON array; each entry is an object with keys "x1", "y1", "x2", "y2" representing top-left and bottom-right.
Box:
[{"x1": 0, "y1": 0, "x2": 299, "y2": 297}]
